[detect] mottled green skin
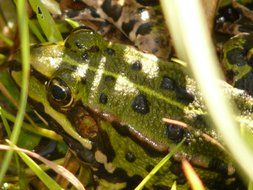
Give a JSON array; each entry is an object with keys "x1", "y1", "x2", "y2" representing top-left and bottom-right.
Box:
[
  {"x1": 11, "y1": 28, "x2": 253, "y2": 189},
  {"x1": 222, "y1": 33, "x2": 253, "y2": 97},
  {"x1": 222, "y1": 34, "x2": 252, "y2": 82},
  {"x1": 65, "y1": 30, "x2": 186, "y2": 147},
  {"x1": 98, "y1": 120, "x2": 226, "y2": 189}
]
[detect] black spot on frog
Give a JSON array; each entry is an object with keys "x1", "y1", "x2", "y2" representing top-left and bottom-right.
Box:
[
  {"x1": 226, "y1": 48, "x2": 247, "y2": 67},
  {"x1": 125, "y1": 152, "x2": 136, "y2": 162},
  {"x1": 131, "y1": 61, "x2": 142, "y2": 71},
  {"x1": 160, "y1": 76, "x2": 176, "y2": 90},
  {"x1": 101, "y1": 0, "x2": 122, "y2": 22},
  {"x1": 131, "y1": 94, "x2": 150, "y2": 114},
  {"x1": 99, "y1": 93, "x2": 108, "y2": 104},
  {"x1": 122, "y1": 19, "x2": 137, "y2": 36},
  {"x1": 136, "y1": 22, "x2": 153, "y2": 36},
  {"x1": 104, "y1": 48, "x2": 115, "y2": 56}
]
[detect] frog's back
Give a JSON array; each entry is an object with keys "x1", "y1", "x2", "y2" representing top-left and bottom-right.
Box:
[{"x1": 10, "y1": 28, "x2": 240, "y2": 189}]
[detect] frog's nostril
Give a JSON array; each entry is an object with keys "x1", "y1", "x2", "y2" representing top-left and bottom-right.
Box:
[{"x1": 9, "y1": 59, "x2": 22, "y2": 72}]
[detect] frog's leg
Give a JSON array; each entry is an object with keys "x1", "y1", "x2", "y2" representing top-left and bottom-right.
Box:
[
  {"x1": 62, "y1": 5, "x2": 113, "y2": 36},
  {"x1": 221, "y1": 33, "x2": 253, "y2": 95},
  {"x1": 55, "y1": 150, "x2": 95, "y2": 189},
  {"x1": 71, "y1": 0, "x2": 172, "y2": 59}
]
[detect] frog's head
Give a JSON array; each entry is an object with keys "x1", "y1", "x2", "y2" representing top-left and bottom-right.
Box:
[
  {"x1": 10, "y1": 27, "x2": 108, "y2": 112},
  {"x1": 9, "y1": 28, "x2": 108, "y2": 165},
  {"x1": 9, "y1": 42, "x2": 74, "y2": 112},
  {"x1": 222, "y1": 33, "x2": 253, "y2": 95}
]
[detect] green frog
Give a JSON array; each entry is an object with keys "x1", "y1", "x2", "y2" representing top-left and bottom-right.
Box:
[
  {"x1": 9, "y1": 27, "x2": 253, "y2": 189},
  {"x1": 222, "y1": 33, "x2": 253, "y2": 96}
]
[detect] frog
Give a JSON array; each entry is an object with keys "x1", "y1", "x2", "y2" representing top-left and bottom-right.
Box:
[
  {"x1": 61, "y1": 0, "x2": 172, "y2": 59},
  {"x1": 214, "y1": 2, "x2": 253, "y2": 97},
  {"x1": 222, "y1": 32, "x2": 253, "y2": 96},
  {"x1": 9, "y1": 27, "x2": 253, "y2": 189}
]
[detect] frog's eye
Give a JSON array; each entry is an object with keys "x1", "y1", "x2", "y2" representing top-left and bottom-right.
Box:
[{"x1": 47, "y1": 78, "x2": 73, "y2": 108}]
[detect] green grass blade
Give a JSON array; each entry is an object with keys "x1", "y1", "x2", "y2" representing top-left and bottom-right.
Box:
[
  {"x1": 65, "y1": 18, "x2": 80, "y2": 28},
  {"x1": 135, "y1": 139, "x2": 185, "y2": 190},
  {"x1": 28, "y1": 20, "x2": 46, "y2": 42},
  {"x1": 0, "y1": 0, "x2": 30, "y2": 184},
  {"x1": 0, "y1": 108, "x2": 11, "y2": 136},
  {"x1": 0, "y1": 32, "x2": 13, "y2": 47},
  {"x1": 161, "y1": 0, "x2": 253, "y2": 181},
  {"x1": 28, "y1": 0, "x2": 62, "y2": 42},
  {"x1": 0, "y1": 54, "x2": 5, "y2": 61},
  {"x1": 170, "y1": 182, "x2": 177, "y2": 190},
  {"x1": 0, "y1": 108, "x2": 28, "y2": 189},
  {"x1": 10, "y1": 144, "x2": 63, "y2": 190},
  {"x1": 1, "y1": 109, "x2": 62, "y2": 141},
  {"x1": 248, "y1": 181, "x2": 253, "y2": 190}
]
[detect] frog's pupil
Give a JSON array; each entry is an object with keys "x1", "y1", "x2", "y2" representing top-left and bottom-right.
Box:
[{"x1": 51, "y1": 84, "x2": 67, "y2": 101}]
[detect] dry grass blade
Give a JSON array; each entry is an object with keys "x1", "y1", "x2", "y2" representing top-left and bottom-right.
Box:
[
  {"x1": 0, "y1": 142, "x2": 85, "y2": 190},
  {"x1": 182, "y1": 159, "x2": 205, "y2": 190},
  {"x1": 161, "y1": 0, "x2": 253, "y2": 181}
]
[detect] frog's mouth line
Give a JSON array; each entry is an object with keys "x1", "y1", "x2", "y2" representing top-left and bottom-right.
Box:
[
  {"x1": 27, "y1": 99, "x2": 151, "y2": 187},
  {"x1": 28, "y1": 96, "x2": 100, "y2": 167}
]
